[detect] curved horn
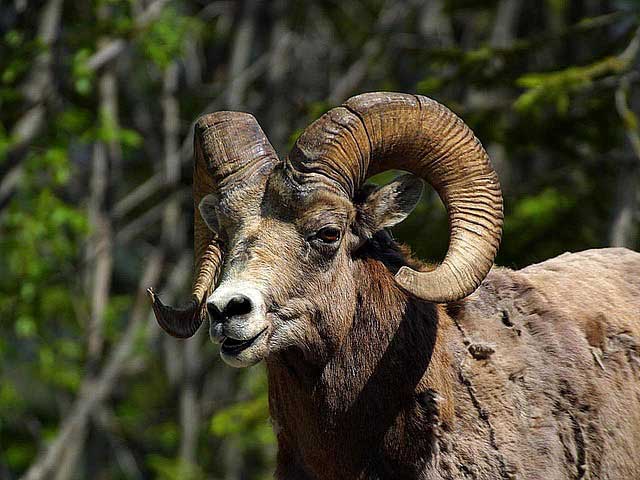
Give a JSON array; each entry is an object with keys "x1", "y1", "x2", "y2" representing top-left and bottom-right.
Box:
[
  {"x1": 150, "y1": 112, "x2": 279, "y2": 337},
  {"x1": 287, "y1": 92, "x2": 503, "y2": 302}
]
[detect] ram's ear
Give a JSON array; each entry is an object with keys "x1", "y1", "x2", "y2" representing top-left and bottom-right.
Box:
[
  {"x1": 198, "y1": 194, "x2": 220, "y2": 233},
  {"x1": 360, "y1": 174, "x2": 423, "y2": 232}
]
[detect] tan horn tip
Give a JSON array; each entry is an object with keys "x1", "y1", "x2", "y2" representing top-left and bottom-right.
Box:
[
  {"x1": 395, "y1": 266, "x2": 483, "y2": 303},
  {"x1": 148, "y1": 287, "x2": 204, "y2": 339}
]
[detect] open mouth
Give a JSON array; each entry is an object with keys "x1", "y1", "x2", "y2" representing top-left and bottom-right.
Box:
[{"x1": 220, "y1": 327, "x2": 267, "y2": 356}]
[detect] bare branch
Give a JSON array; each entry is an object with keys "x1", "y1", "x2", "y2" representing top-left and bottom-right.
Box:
[
  {"x1": 93, "y1": 406, "x2": 143, "y2": 480},
  {"x1": 179, "y1": 333, "x2": 202, "y2": 469},
  {"x1": 86, "y1": 40, "x2": 127, "y2": 75},
  {"x1": 112, "y1": 172, "x2": 165, "y2": 220},
  {"x1": 52, "y1": 421, "x2": 87, "y2": 480},
  {"x1": 114, "y1": 201, "x2": 168, "y2": 246},
  {"x1": 85, "y1": 0, "x2": 172, "y2": 72},
  {"x1": 86, "y1": 22, "x2": 121, "y2": 369},
  {"x1": 619, "y1": 25, "x2": 640, "y2": 67},
  {"x1": 266, "y1": 0, "x2": 292, "y2": 149},
  {"x1": 0, "y1": 164, "x2": 25, "y2": 210}
]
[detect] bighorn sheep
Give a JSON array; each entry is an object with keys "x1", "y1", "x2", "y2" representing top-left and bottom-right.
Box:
[{"x1": 149, "y1": 92, "x2": 640, "y2": 479}]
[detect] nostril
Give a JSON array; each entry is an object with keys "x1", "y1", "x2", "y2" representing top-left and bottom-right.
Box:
[
  {"x1": 224, "y1": 294, "x2": 253, "y2": 318},
  {"x1": 207, "y1": 302, "x2": 223, "y2": 322}
]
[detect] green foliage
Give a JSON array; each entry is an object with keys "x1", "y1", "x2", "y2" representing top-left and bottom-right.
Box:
[
  {"x1": 0, "y1": 30, "x2": 43, "y2": 88},
  {"x1": 138, "y1": 8, "x2": 202, "y2": 68},
  {"x1": 38, "y1": 344, "x2": 83, "y2": 391},
  {"x1": 508, "y1": 188, "x2": 573, "y2": 230},
  {"x1": 1, "y1": 185, "x2": 86, "y2": 335},
  {"x1": 96, "y1": 106, "x2": 142, "y2": 147},
  {"x1": 72, "y1": 48, "x2": 96, "y2": 95},
  {"x1": 515, "y1": 56, "x2": 626, "y2": 114},
  {"x1": 147, "y1": 455, "x2": 206, "y2": 480},
  {"x1": 210, "y1": 367, "x2": 275, "y2": 448},
  {"x1": 416, "y1": 77, "x2": 444, "y2": 95},
  {"x1": 5, "y1": 443, "x2": 36, "y2": 471}
]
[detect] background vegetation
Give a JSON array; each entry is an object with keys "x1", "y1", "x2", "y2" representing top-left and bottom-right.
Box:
[{"x1": 1, "y1": 0, "x2": 639, "y2": 479}]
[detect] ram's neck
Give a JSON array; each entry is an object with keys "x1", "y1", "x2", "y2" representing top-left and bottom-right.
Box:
[{"x1": 266, "y1": 257, "x2": 457, "y2": 478}]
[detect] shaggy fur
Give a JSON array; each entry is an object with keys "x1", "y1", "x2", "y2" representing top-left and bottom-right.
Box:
[{"x1": 267, "y1": 245, "x2": 640, "y2": 479}]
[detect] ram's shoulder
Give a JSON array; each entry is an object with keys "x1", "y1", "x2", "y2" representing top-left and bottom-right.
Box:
[
  {"x1": 516, "y1": 248, "x2": 639, "y2": 324},
  {"x1": 462, "y1": 247, "x2": 640, "y2": 316},
  {"x1": 443, "y1": 249, "x2": 640, "y2": 478},
  {"x1": 519, "y1": 247, "x2": 640, "y2": 282},
  {"x1": 452, "y1": 247, "x2": 640, "y2": 376}
]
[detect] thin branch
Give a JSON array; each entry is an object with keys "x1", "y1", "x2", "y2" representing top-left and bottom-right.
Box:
[
  {"x1": 619, "y1": 25, "x2": 640, "y2": 67},
  {"x1": 52, "y1": 421, "x2": 87, "y2": 480},
  {"x1": 161, "y1": 63, "x2": 183, "y2": 249},
  {"x1": 0, "y1": 164, "x2": 25, "y2": 211},
  {"x1": 614, "y1": 26, "x2": 640, "y2": 163},
  {"x1": 93, "y1": 406, "x2": 143, "y2": 480},
  {"x1": 114, "y1": 201, "x2": 168, "y2": 246},
  {"x1": 112, "y1": 172, "x2": 165, "y2": 220},
  {"x1": 86, "y1": 65, "x2": 119, "y2": 367},
  {"x1": 266, "y1": 0, "x2": 292, "y2": 150},
  {"x1": 21, "y1": 0, "x2": 63, "y2": 104},
  {"x1": 85, "y1": 0, "x2": 172, "y2": 72},
  {"x1": 86, "y1": 39, "x2": 127, "y2": 71}
]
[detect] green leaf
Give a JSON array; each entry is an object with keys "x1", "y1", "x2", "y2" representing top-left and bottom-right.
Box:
[
  {"x1": 147, "y1": 455, "x2": 206, "y2": 480},
  {"x1": 138, "y1": 8, "x2": 203, "y2": 68},
  {"x1": 15, "y1": 316, "x2": 36, "y2": 338},
  {"x1": 514, "y1": 56, "x2": 628, "y2": 114}
]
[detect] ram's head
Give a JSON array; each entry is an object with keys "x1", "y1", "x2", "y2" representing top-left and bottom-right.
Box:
[{"x1": 150, "y1": 92, "x2": 503, "y2": 368}]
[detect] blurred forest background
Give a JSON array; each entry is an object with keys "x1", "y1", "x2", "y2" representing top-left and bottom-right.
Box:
[{"x1": 1, "y1": 0, "x2": 639, "y2": 479}]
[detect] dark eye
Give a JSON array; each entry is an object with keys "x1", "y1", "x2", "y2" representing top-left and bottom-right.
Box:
[{"x1": 316, "y1": 226, "x2": 341, "y2": 243}]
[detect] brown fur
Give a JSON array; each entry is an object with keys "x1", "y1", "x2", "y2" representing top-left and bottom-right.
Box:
[
  {"x1": 199, "y1": 170, "x2": 640, "y2": 479},
  {"x1": 267, "y1": 246, "x2": 640, "y2": 479}
]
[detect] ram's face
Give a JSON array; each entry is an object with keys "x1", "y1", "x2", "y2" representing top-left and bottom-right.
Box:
[{"x1": 199, "y1": 169, "x2": 422, "y2": 367}]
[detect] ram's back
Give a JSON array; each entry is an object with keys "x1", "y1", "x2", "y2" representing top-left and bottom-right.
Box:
[{"x1": 449, "y1": 248, "x2": 640, "y2": 478}]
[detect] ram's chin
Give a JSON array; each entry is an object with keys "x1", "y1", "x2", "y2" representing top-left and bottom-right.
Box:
[
  {"x1": 220, "y1": 349, "x2": 265, "y2": 367},
  {"x1": 219, "y1": 329, "x2": 269, "y2": 368}
]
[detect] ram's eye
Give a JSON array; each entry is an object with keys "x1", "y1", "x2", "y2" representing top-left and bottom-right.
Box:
[{"x1": 316, "y1": 227, "x2": 341, "y2": 243}]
